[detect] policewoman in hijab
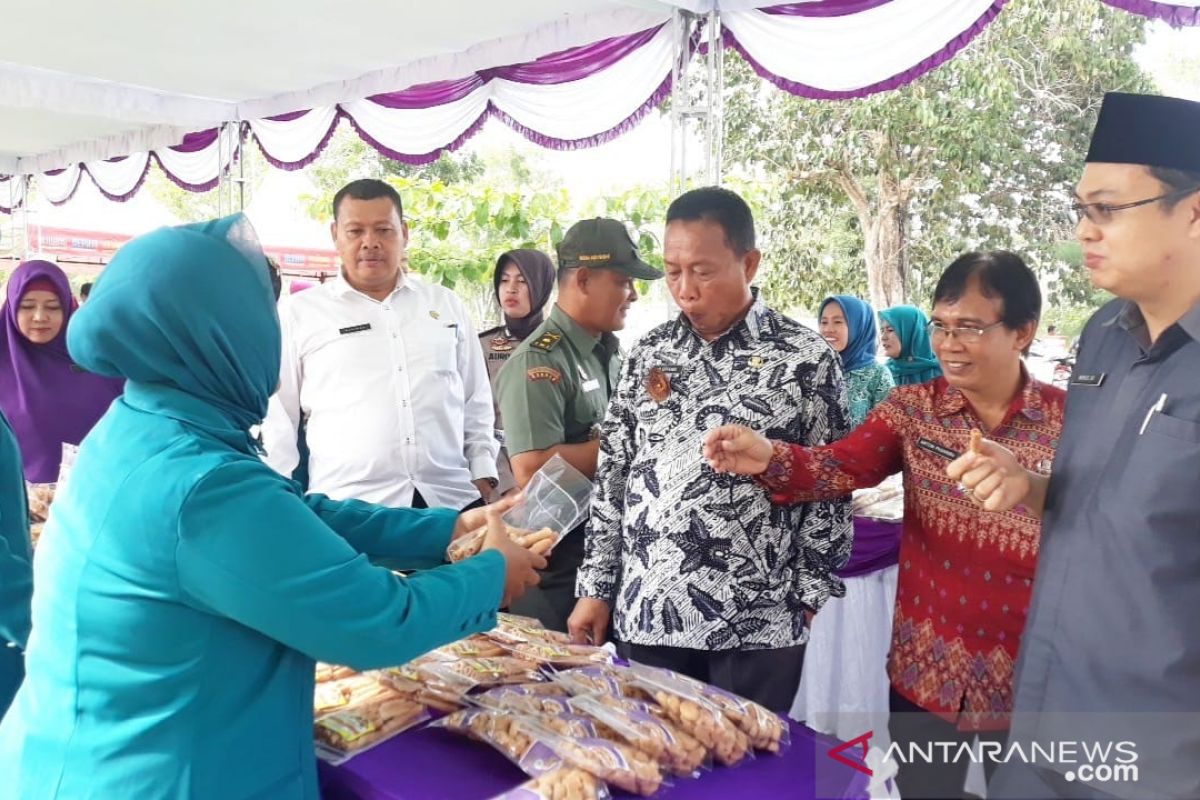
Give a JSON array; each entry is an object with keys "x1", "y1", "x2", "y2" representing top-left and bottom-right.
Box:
[
  {"x1": 479, "y1": 248, "x2": 555, "y2": 494},
  {"x1": 0, "y1": 409, "x2": 32, "y2": 719},
  {"x1": 0, "y1": 260, "x2": 124, "y2": 483},
  {"x1": 879, "y1": 304, "x2": 943, "y2": 386},
  {"x1": 0, "y1": 215, "x2": 544, "y2": 798},
  {"x1": 818, "y1": 295, "x2": 894, "y2": 427}
]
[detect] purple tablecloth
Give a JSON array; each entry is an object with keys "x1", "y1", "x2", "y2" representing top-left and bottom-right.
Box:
[
  {"x1": 318, "y1": 719, "x2": 870, "y2": 800},
  {"x1": 835, "y1": 517, "x2": 901, "y2": 579}
]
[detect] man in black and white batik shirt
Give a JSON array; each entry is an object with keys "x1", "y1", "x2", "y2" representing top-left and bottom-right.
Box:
[{"x1": 569, "y1": 187, "x2": 852, "y2": 712}]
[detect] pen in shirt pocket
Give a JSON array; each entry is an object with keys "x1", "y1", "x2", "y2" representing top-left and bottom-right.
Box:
[{"x1": 1139, "y1": 393, "x2": 1168, "y2": 436}]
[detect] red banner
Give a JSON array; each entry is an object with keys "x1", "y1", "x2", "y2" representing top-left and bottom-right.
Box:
[{"x1": 30, "y1": 226, "x2": 337, "y2": 274}]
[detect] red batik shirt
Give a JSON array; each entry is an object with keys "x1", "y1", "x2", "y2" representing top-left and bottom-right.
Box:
[{"x1": 758, "y1": 375, "x2": 1065, "y2": 731}]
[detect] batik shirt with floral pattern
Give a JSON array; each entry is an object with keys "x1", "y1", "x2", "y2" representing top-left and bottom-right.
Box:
[
  {"x1": 757, "y1": 375, "x2": 1065, "y2": 730},
  {"x1": 577, "y1": 296, "x2": 852, "y2": 651}
]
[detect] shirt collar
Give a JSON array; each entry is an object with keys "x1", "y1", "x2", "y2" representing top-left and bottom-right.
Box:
[
  {"x1": 331, "y1": 270, "x2": 410, "y2": 301},
  {"x1": 548, "y1": 304, "x2": 609, "y2": 356},
  {"x1": 1105, "y1": 298, "x2": 1200, "y2": 347},
  {"x1": 933, "y1": 367, "x2": 1048, "y2": 423}
]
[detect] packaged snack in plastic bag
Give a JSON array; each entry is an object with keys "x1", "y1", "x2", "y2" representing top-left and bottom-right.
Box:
[
  {"x1": 434, "y1": 635, "x2": 508, "y2": 660},
  {"x1": 501, "y1": 454, "x2": 593, "y2": 547},
  {"x1": 434, "y1": 709, "x2": 566, "y2": 778},
  {"x1": 629, "y1": 664, "x2": 789, "y2": 753},
  {"x1": 378, "y1": 658, "x2": 480, "y2": 713},
  {"x1": 448, "y1": 523, "x2": 563, "y2": 563},
  {"x1": 627, "y1": 667, "x2": 750, "y2": 767},
  {"x1": 490, "y1": 767, "x2": 610, "y2": 800},
  {"x1": 57, "y1": 442, "x2": 80, "y2": 494},
  {"x1": 445, "y1": 453, "x2": 596, "y2": 563},
  {"x1": 551, "y1": 665, "x2": 634, "y2": 698},
  {"x1": 488, "y1": 619, "x2": 572, "y2": 647},
  {"x1": 568, "y1": 693, "x2": 710, "y2": 777},
  {"x1": 314, "y1": 692, "x2": 428, "y2": 764},
  {"x1": 504, "y1": 641, "x2": 614, "y2": 668},
  {"x1": 474, "y1": 686, "x2": 575, "y2": 715},
  {"x1": 315, "y1": 663, "x2": 358, "y2": 683},
  {"x1": 498, "y1": 612, "x2": 545, "y2": 628},
  {"x1": 439, "y1": 656, "x2": 546, "y2": 687},
  {"x1": 314, "y1": 673, "x2": 388, "y2": 718},
  {"x1": 512, "y1": 715, "x2": 667, "y2": 797},
  {"x1": 26, "y1": 482, "x2": 54, "y2": 523}
]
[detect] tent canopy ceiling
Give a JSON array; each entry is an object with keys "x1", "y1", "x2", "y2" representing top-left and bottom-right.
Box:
[
  {"x1": 1, "y1": 0, "x2": 1195, "y2": 197},
  {"x1": 0, "y1": 0, "x2": 748, "y2": 173}
]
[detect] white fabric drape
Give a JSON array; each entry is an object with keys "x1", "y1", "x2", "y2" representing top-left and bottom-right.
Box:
[
  {"x1": 250, "y1": 107, "x2": 339, "y2": 167},
  {"x1": 723, "y1": 0, "x2": 1000, "y2": 93},
  {"x1": 20, "y1": 18, "x2": 675, "y2": 200}
]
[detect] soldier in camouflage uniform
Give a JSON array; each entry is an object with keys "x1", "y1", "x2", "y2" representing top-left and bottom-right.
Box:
[{"x1": 495, "y1": 219, "x2": 662, "y2": 631}]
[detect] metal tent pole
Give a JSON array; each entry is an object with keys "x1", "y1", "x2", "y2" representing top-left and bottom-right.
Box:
[{"x1": 668, "y1": 8, "x2": 724, "y2": 196}]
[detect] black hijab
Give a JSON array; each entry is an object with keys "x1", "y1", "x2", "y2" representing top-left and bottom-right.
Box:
[{"x1": 493, "y1": 249, "x2": 555, "y2": 340}]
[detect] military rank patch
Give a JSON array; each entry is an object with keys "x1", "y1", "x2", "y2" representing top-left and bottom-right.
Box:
[
  {"x1": 531, "y1": 331, "x2": 562, "y2": 352},
  {"x1": 527, "y1": 367, "x2": 562, "y2": 384}
]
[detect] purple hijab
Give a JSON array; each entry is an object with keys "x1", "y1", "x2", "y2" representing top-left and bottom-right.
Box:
[{"x1": 0, "y1": 260, "x2": 124, "y2": 482}]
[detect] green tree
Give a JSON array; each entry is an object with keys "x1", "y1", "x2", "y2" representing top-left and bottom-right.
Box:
[{"x1": 723, "y1": 0, "x2": 1153, "y2": 312}]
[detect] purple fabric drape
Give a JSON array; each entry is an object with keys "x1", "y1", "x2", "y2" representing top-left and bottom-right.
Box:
[
  {"x1": 45, "y1": 157, "x2": 155, "y2": 207},
  {"x1": 256, "y1": 23, "x2": 677, "y2": 168},
  {"x1": 27, "y1": 0, "x2": 1171, "y2": 204},
  {"x1": 1100, "y1": 0, "x2": 1200, "y2": 25},
  {"x1": 252, "y1": 111, "x2": 343, "y2": 172},
  {"x1": 725, "y1": 0, "x2": 1009, "y2": 101},
  {"x1": 762, "y1": 0, "x2": 896, "y2": 17},
  {"x1": 836, "y1": 517, "x2": 901, "y2": 578},
  {"x1": 483, "y1": 24, "x2": 663, "y2": 84},
  {"x1": 153, "y1": 128, "x2": 223, "y2": 192},
  {"x1": 0, "y1": 261, "x2": 124, "y2": 482},
  {"x1": 368, "y1": 76, "x2": 485, "y2": 109}
]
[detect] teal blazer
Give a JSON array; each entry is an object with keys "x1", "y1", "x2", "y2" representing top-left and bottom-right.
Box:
[{"x1": 0, "y1": 216, "x2": 505, "y2": 798}]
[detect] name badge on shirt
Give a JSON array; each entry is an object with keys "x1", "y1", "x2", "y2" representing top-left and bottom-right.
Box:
[
  {"x1": 917, "y1": 437, "x2": 960, "y2": 461},
  {"x1": 582, "y1": 379, "x2": 601, "y2": 392},
  {"x1": 1070, "y1": 373, "x2": 1105, "y2": 387},
  {"x1": 339, "y1": 323, "x2": 372, "y2": 335}
]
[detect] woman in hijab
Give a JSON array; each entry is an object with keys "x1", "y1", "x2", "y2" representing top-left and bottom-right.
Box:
[
  {"x1": 0, "y1": 409, "x2": 32, "y2": 719},
  {"x1": 0, "y1": 260, "x2": 124, "y2": 483},
  {"x1": 818, "y1": 295, "x2": 894, "y2": 427},
  {"x1": 0, "y1": 216, "x2": 544, "y2": 798},
  {"x1": 879, "y1": 304, "x2": 942, "y2": 386},
  {"x1": 478, "y1": 249, "x2": 555, "y2": 494}
]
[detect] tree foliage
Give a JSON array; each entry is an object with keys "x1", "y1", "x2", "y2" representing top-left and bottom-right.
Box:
[{"x1": 723, "y1": 0, "x2": 1154, "y2": 314}]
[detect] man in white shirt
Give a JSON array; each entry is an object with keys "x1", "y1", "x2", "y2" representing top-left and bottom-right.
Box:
[{"x1": 261, "y1": 179, "x2": 499, "y2": 509}]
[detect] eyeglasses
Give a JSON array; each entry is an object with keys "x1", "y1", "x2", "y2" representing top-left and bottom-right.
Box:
[
  {"x1": 1071, "y1": 186, "x2": 1200, "y2": 225},
  {"x1": 927, "y1": 320, "x2": 1005, "y2": 344}
]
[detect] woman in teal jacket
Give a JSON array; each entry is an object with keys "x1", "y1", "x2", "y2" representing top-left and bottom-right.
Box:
[
  {"x1": 0, "y1": 409, "x2": 32, "y2": 719},
  {"x1": 0, "y1": 216, "x2": 530, "y2": 798}
]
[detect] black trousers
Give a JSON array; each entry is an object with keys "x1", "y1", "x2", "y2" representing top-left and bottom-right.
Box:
[
  {"x1": 889, "y1": 688, "x2": 1004, "y2": 800},
  {"x1": 411, "y1": 488, "x2": 484, "y2": 512},
  {"x1": 615, "y1": 640, "x2": 805, "y2": 714}
]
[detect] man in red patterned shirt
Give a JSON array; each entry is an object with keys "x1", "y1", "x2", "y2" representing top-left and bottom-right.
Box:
[{"x1": 704, "y1": 251, "x2": 1066, "y2": 799}]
